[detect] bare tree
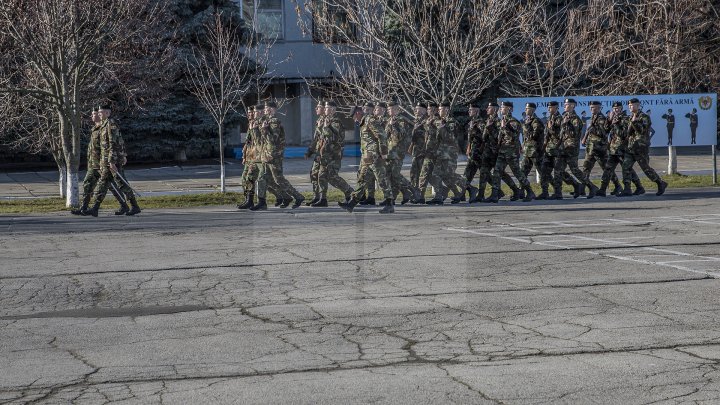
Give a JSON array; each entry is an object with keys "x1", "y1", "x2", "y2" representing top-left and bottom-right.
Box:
[
  {"x1": 0, "y1": 0, "x2": 170, "y2": 207},
  {"x1": 185, "y1": 11, "x2": 274, "y2": 193},
  {"x1": 294, "y1": 0, "x2": 521, "y2": 106}
]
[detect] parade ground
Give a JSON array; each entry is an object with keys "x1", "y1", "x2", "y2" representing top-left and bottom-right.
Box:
[{"x1": 2, "y1": 186, "x2": 720, "y2": 403}]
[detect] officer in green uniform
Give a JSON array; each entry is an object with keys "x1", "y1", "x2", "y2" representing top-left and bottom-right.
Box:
[
  {"x1": 313, "y1": 100, "x2": 354, "y2": 206},
  {"x1": 580, "y1": 101, "x2": 623, "y2": 195},
  {"x1": 620, "y1": 98, "x2": 668, "y2": 196}
]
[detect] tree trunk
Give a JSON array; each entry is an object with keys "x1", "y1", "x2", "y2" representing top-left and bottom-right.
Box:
[
  {"x1": 66, "y1": 161, "x2": 79, "y2": 207},
  {"x1": 219, "y1": 123, "x2": 225, "y2": 193},
  {"x1": 58, "y1": 165, "x2": 67, "y2": 198}
]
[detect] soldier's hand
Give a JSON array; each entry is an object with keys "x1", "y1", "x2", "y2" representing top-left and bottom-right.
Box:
[
  {"x1": 121, "y1": 156, "x2": 127, "y2": 166},
  {"x1": 109, "y1": 162, "x2": 118, "y2": 174}
]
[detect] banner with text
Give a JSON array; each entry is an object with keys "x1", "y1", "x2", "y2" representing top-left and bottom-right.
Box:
[{"x1": 498, "y1": 93, "x2": 717, "y2": 147}]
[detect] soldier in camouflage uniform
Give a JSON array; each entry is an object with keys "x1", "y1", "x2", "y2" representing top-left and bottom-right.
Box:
[
  {"x1": 520, "y1": 103, "x2": 545, "y2": 187},
  {"x1": 238, "y1": 106, "x2": 288, "y2": 209},
  {"x1": 72, "y1": 108, "x2": 128, "y2": 216},
  {"x1": 464, "y1": 103, "x2": 484, "y2": 202},
  {"x1": 252, "y1": 101, "x2": 305, "y2": 211},
  {"x1": 87, "y1": 104, "x2": 141, "y2": 217},
  {"x1": 340, "y1": 102, "x2": 395, "y2": 214},
  {"x1": 304, "y1": 102, "x2": 326, "y2": 205},
  {"x1": 599, "y1": 101, "x2": 643, "y2": 196},
  {"x1": 475, "y1": 102, "x2": 521, "y2": 202},
  {"x1": 540, "y1": 101, "x2": 583, "y2": 200},
  {"x1": 551, "y1": 99, "x2": 598, "y2": 199},
  {"x1": 409, "y1": 102, "x2": 428, "y2": 193},
  {"x1": 580, "y1": 101, "x2": 623, "y2": 196},
  {"x1": 384, "y1": 100, "x2": 419, "y2": 204},
  {"x1": 421, "y1": 101, "x2": 469, "y2": 204},
  {"x1": 487, "y1": 102, "x2": 535, "y2": 203},
  {"x1": 355, "y1": 102, "x2": 377, "y2": 205},
  {"x1": 313, "y1": 101, "x2": 354, "y2": 206},
  {"x1": 619, "y1": 98, "x2": 667, "y2": 196}
]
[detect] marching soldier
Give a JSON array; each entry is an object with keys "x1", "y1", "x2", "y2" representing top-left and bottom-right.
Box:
[
  {"x1": 475, "y1": 102, "x2": 522, "y2": 202},
  {"x1": 520, "y1": 102, "x2": 545, "y2": 192},
  {"x1": 252, "y1": 101, "x2": 305, "y2": 211},
  {"x1": 87, "y1": 104, "x2": 141, "y2": 217},
  {"x1": 340, "y1": 102, "x2": 395, "y2": 213},
  {"x1": 598, "y1": 101, "x2": 643, "y2": 196},
  {"x1": 304, "y1": 102, "x2": 326, "y2": 205},
  {"x1": 580, "y1": 101, "x2": 623, "y2": 195},
  {"x1": 487, "y1": 101, "x2": 535, "y2": 203},
  {"x1": 425, "y1": 101, "x2": 471, "y2": 204},
  {"x1": 552, "y1": 98, "x2": 598, "y2": 199},
  {"x1": 72, "y1": 107, "x2": 128, "y2": 216},
  {"x1": 464, "y1": 102, "x2": 484, "y2": 201},
  {"x1": 409, "y1": 102, "x2": 428, "y2": 194},
  {"x1": 356, "y1": 102, "x2": 377, "y2": 205},
  {"x1": 314, "y1": 101, "x2": 354, "y2": 206},
  {"x1": 620, "y1": 98, "x2": 668, "y2": 196},
  {"x1": 384, "y1": 100, "x2": 419, "y2": 204}
]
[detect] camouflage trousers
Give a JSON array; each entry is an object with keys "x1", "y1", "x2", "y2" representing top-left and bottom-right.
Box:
[
  {"x1": 309, "y1": 156, "x2": 321, "y2": 195},
  {"x1": 351, "y1": 157, "x2": 391, "y2": 201},
  {"x1": 464, "y1": 156, "x2": 482, "y2": 186},
  {"x1": 582, "y1": 141, "x2": 621, "y2": 188},
  {"x1": 602, "y1": 153, "x2": 640, "y2": 185},
  {"x1": 318, "y1": 157, "x2": 353, "y2": 197},
  {"x1": 257, "y1": 161, "x2": 303, "y2": 200},
  {"x1": 493, "y1": 148, "x2": 530, "y2": 191},
  {"x1": 478, "y1": 151, "x2": 518, "y2": 194},
  {"x1": 521, "y1": 149, "x2": 544, "y2": 181},
  {"x1": 82, "y1": 168, "x2": 124, "y2": 204},
  {"x1": 409, "y1": 154, "x2": 425, "y2": 189},
  {"x1": 622, "y1": 145, "x2": 662, "y2": 183},
  {"x1": 553, "y1": 148, "x2": 593, "y2": 190},
  {"x1": 386, "y1": 158, "x2": 415, "y2": 199},
  {"x1": 419, "y1": 156, "x2": 464, "y2": 197},
  {"x1": 354, "y1": 160, "x2": 376, "y2": 199},
  {"x1": 540, "y1": 153, "x2": 581, "y2": 192},
  {"x1": 242, "y1": 161, "x2": 287, "y2": 199},
  {"x1": 92, "y1": 166, "x2": 135, "y2": 205}
]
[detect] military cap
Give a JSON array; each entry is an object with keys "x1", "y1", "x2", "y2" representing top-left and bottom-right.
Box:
[
  {"x1": 564, "y1": 98, "x2": 577, "y2": 105},
  {"x1": 415, "y1": 101, "x2": 427, "y2": 108},
  {"x1": 325, "y1": 100, "x2": 337, "y2": 107},
  {"x1": 612, "y1": 101, "x2": 622, "y2": 107},
  {"x1": 525, "y1": 102, "x2": 537, "y2": 109},
  {"x1": 501, "y1": 101, "x2": 513, "y2": 108},
  {"x1": 439, "y1": 100, "x2": 451, "y2": 107},
  {"x1": 264, "y1": 101, "x2": 278, "y2": 109},
  {"x1": 468, "y1": 102, "x2": 481, "y2": 109},
  {"x1": 376, "y1": 102, "x2": 387, "y2": 108},
  {"x1": 92, "y1": 107, "x2": 99, "y2": 112},
  {"x1": 98, "y1": 104, "x2": 112, "y2": 110},
  {"x1": 628, "y1": 97, "x2": 640, "y2": 104},
  {"x1": 363, "y1": 101, "x2": 375, "y2": 108},
  {"x1": 590, "y1": 101, "x2": 602, "y2": 106},
  {"x1": 428, "y1": 102, "x2": 439, "y2": 108},
  {"x1": 387, "y1": 100, "x2": 399, "y2": 107},
  {"x1": 548, "y1": 101, "x2": 559, "y2": 107},
  {"x1": 487, "y1": 102, "x2": 499, "y2": 108}
]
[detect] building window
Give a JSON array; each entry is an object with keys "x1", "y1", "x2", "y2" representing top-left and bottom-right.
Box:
[
  {"x1": 240, "y1": 0, "x2": 284, "y2": 40},
  {"x1": 311, "y1": 1, "x2": 355, "y2": 43}
]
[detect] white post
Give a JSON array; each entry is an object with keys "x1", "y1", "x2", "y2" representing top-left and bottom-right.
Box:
[
  {"x1": 667, "y1": 146, "x2": 677, "y2": 175},
  {"x1": 535, "y1": 169, "x2": 541, "y2": 184}
]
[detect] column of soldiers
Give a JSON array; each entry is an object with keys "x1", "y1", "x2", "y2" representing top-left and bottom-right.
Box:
[
  {"x1": 237, "y1": 97, "x2": 667, "y2": 214},
  {"x1": 72, "y1": 104, "x2": 141, "y2": 217}
]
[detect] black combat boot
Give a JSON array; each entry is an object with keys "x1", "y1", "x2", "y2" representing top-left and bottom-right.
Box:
[
  {"x1": 71, "y1": 194, "x2": 92, "y2": 215},
  {"x1": 306, "y1": 194, "x2": 319, "y2": 206},
  {"x1": 509, "y1": 185, "x2": 522, "y2": 201},
  {"x1": 291, "y1": 195, "x2": 305, "y2": 209},
  {"x1": 426, "y1": 195, "x2": 444, "y2": 205},
  {"x1": 362, "y1": 196, "x2": 376, "y2": 206},
  {"x1": 85, "y1": 201, "x2": 101, "y2": 217},
  {"x1": 523, "y1": 185, "x2": 536, "y2": 202},
  {"x1": 578, "y1": 184, "x2": 587, "y2": 196},
  {"x1": 126, "y1": 196, "x2": 141, "y2": 216},
  {"x1": 586, "y1": 183, "x2": 598, "y2": 199},
  {"x1": 274, "y1": 197, "x2": 283, "y2": 207},
  {"x1": 250, "y1": 198, "x2": 268, "y2": 211},
  {"x1": 633, "y1": 179, "x2": 646, "y2": 195},
  {"x1": 596, "y1": 181, "x2": 608, "y2": 197},
  {"x1": 612, "y1": 184, "x2": 624, "y2": 196},
  {"x1": 656, "y1": 180, "x2": 668, "y2": 196},
  {"x1": 279, "y1": 198, "x2": 292, "y2": 208},
  {"x1": 115, "y1": 201, "x2": 130, "y2": 216},
  {"x1": 536, "y1": 185, "x2": 549, "y2": 200},
  {"x1": 467, "y1": 186, "x2": 479, "y2": 204},
  {"x1": 379, "y1": 199, "x2": 395, "y2": 214},
  {"x1": 549, "y1": 185, "x2": 563, "y2": 200},
  {"x1": 339, "y1": 197, "x2": 359, "y2": 213},
  {"x1": 571, "y1": 182, "x2": 581, "y2": 199},
  {"x1": 311, "y1": 196, "x2": 328, "y2": 207},
  {"x1": 472, "y1": 184, "x2": 486, "y2": 203},
  {"x1": 486, "y1": 188, "x2": 500, "y2": 203},
  {"x1": 618, "y1": 182, "x2": 633, "y2": 197},
  {"x1": 237, "y1": 192, "x2": 255, "y2": 209}
]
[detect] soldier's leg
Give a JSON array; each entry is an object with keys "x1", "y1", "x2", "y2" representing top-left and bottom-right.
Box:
[
  {"x1": 72, "y1": 169, "x2": 100, "y2": 214},
  {"x1": 619, "y1": 152, "x2": 638, "y2": 196},
  {"x1": 464, "y1": 158, "x2": 480, "y2": 186},
  {"x1": 410, "y1": 155, "x2": 424, "y2": 188},
  {"x1": 269, "y1": 163, "x2": 304, "y2": 203},
  {"x1": 310, "y1": 157, "x2": 321, "y2": 198},
  {"x1": 551, "y1": 154, "x2": 567, "y2": 198},
  {"x1": 327, "y1": 158, "x2": 353, "y2": 198},
  {"x1": 582, "y1": 144, "x2": 598, "y2": 180},
  {"x1": 113, "y1": 168, "x2": 141, "y2": 214},
  {"x1": 371, "y1": 160, "x2": 393, "y2": 201},
  {"x1": 508, "y1": 156, "x2": 534, "y2": 200}
]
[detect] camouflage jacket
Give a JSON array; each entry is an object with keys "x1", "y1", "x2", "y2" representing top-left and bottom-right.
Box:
[
  {"x1": 410, "y1": 116, "x2": 427, "y2": 157},
  {"x1": 244, "y1": 123, "x2": 259, "y2": 163},
  {"x1": 522, "y1": 114, "x2": 544, "y2": 156},
  {"x1": 498, "y1": 115, "x2": 522, "y2": 153},
  {"x1": 307, "y1": 115, "x2": 324, "y2": 156},
  {"x1": 585, "y1": 112, "x2": 609, "y2": 146},
  {"x1": 435, "y1": 116, "x2": 459, "y2": 160},
  {"x1": 560, "y1": 111, "x2": 583, "y2": 150},
  {"x1": 360, "y1": 115, "x2": 388, "y2": 160},
  {"x1": 87, "y1": 124, "x2": 102, "y2": 170},
  {"x1": 467, "y1": 116, "x2": 485, "y2": 161},
  {"x1": 386, "y1": 115, "x2": 412, "y2": 161},
  {"x1": 608, "y1": 111, "x2": 630, "y2": 155},
  {"x1": 423, "y1": 115, "x2": 439, "y2": 158},
  {"x1": 318, "y1": 115, "x2": 345, "y2": 162},
  {"x1": 99, "y1": 118, "x2": 126, "y2": 167},
  {"x1": 481, "y1": 115, "x2": 500, "y2": 156},
  {"x1": 259, "y1": 115, "x2": 285, "y2": 162},
  {"x1": 544, "y1": 112, "x2": 563, "y2": 154},
  {"x1": 627, "y1": 112, "x2": 652, "y2": 149}
]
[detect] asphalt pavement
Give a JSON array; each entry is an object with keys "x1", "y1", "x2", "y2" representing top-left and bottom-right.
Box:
[{"x1": 2, "y1": 187, "x2": 720, "y2": 403}]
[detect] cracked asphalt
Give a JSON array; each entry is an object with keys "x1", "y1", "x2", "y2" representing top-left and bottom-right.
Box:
[{"x1": 2, "y1": 187, "x2": 720, "y2": 404}]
